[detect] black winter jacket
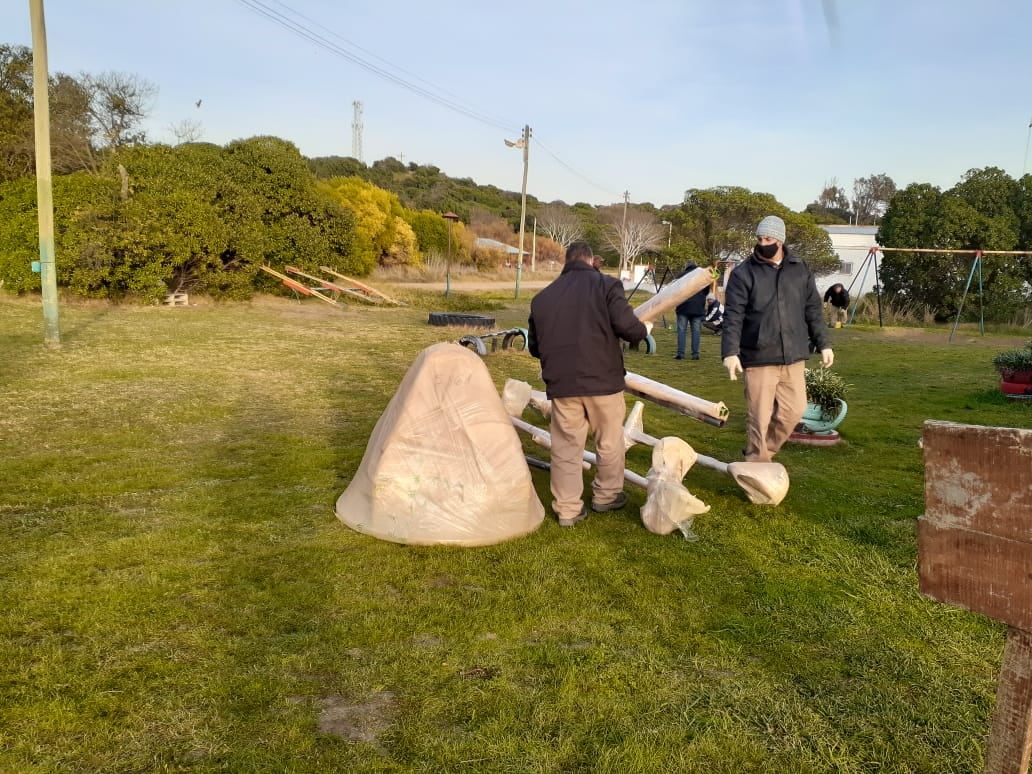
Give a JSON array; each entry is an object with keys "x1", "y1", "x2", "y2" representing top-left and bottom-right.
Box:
[
  {"x1": 720, "y1": 248, "x2": 830, "y2": 368},
  {"x1": 528, "y1": 262, "x2": 648, "y2": 399},
  {"x1": 676, "y1": 284, "x2": 708, "y2": 317}
]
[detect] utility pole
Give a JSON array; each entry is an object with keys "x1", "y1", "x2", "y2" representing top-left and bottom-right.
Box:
[
  {"x1": 351, "y1": 100, "x2": 363, "y2": 162},
  {"x1": 513, "y1": 125, "x2": 531, "y2": 298},
  {"x1": 531, "y1": 216, "x2": 537, "y2": 273},
  {"x1": 29, "y1": 0, "x2": 59, "y2": 345},
  {"x1": 620, "y1": 190, "x2": 630, "y2": 274}
]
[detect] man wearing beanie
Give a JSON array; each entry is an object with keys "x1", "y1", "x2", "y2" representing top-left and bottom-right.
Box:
[{"x1": 720, "y1": 215, "x2": 833, "y2": 463}]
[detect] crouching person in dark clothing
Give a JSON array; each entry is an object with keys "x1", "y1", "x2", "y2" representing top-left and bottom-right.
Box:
[
  {"x1": 703, "y1": 293, "x2": 724, "y2": 334},
  {"x1": 528, "y1": 241, "x2": 651, "y2": 527}
]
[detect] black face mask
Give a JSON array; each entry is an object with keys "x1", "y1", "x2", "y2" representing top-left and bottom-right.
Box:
[{"x1": 756, "y1": 242, "x2": 779, "y2": 259}]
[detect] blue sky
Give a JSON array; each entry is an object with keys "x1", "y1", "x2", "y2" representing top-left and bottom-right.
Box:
[{"x1": 5, "y1": 0, "x2": 1032, "y2": 211}]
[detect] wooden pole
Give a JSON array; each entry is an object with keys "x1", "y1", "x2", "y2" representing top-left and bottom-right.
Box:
[{"x1": 29, "y1": 0, "x2": 60, "y2": 345}]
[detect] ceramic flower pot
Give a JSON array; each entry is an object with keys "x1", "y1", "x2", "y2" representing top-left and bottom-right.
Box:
[{"x1": 798, "y1": 399, "x2": 848, "y2": 434}]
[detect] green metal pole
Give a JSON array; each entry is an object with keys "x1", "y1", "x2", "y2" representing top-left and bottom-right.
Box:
[
  {"x1": 29, "y1": 0, "x2": 60, "y2": 345},
  {"x1": 445, "y1": 221, "x2": 451, "y2": 299}
]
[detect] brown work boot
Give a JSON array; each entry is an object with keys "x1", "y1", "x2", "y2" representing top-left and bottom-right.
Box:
[
  {"x1": 558, "y1": 505, "x2": 588, "y2": 528},
  {"x1": 591, "y1": 492, "x2": 627, "y2": 512}
]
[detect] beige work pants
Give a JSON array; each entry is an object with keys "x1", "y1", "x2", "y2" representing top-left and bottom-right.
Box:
[
  {"x1": 742, "y1": 361, "x2": 807, "y2": 463},
  {"x1": 548, "y1": 393, "x2": 627, "y2": 519}
]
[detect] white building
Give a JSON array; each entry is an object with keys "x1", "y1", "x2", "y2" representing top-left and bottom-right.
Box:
[{"x1": 818, "y1": 225, "x2": 880, "y2": 298}]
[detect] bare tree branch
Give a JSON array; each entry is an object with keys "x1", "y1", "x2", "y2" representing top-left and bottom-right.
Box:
[
  {"x1": 536, "y1": 203, "x2": 582, "y2": 248},
  {"x1": 169, "y1": 118, "x2": 204, "y2": 145},
  {"x1": 598, "y1": 204, "x2": 664, "y2": 273},
  {"x1": 81, "y1": 71, "x2": 157, "y2": 151}
]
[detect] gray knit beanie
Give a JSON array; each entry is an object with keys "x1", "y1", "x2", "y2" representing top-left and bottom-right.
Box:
[{"x1": 756, "y1": 215, "x2": 786, "y2": 243}]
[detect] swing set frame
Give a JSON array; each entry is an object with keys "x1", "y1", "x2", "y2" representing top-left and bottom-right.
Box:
[{"x1": 841, "y1": 247, "x2": 1032, "y2": 342}]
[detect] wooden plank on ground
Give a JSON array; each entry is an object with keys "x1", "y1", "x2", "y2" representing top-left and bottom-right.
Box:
[
  {"x1": 285, "y1": 265, "x2": 380, "y2": 305},
  {"x1": 319, "y1": 266, "x2": 404, "y2": 306},
  {"x1": 259, "y1": 265, "x2": 340, "y2": 307}
]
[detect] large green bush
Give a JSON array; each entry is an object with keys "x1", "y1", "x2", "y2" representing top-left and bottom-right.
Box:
[{"x1": 0, "y1": 137, "x2": 361, "y2": 302}]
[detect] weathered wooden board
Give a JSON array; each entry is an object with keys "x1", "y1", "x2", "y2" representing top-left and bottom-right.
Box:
[
  {"x1": 918, "y1": 421, "x2": 1032, "y2": 626},
  {"x1": 917, "y1": 420, "x2": 1032, "y2": 774}
]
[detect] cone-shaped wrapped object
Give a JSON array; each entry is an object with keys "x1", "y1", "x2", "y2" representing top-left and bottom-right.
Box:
[{"x1": 336, "y1": 343, "x2": 544, "y2": 545}]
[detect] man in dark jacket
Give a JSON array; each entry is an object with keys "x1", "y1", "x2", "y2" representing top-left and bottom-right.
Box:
[
  {"x1": 674, "y1": 261, "x2": 708, "y2": 360},
  {"x1": 721, "y1": 216, "x2": 834, "y2": 463},
  {"x1": 528, "y1": 241, "x2": 651, "y2": 527}
]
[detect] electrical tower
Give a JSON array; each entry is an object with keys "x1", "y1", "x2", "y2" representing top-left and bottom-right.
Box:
[{"x1": 351, "y1": 100, "x2": 364, "y2": 162}]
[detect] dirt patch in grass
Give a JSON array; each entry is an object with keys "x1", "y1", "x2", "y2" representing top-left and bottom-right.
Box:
[{"x1": 317, "y1": 691, "x2": 396, "y2": 743}]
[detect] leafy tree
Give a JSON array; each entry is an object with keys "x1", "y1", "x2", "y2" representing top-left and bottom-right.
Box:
[
  {"x1": 306, "y1": 154, "x2": 539, "y2": 227},
  {"x1": 679, "y1": 186, "x2": 838, "y2": 274},
  {"x1": 307, "y1": 154, "x2": 366, "y2": 179},
  {"x1": 804, "y1": 177, "x2": 851, "y2": 224},
  {"x1": 852, "y1": 173, "x2": 896, "y2": 225},
  {"x1": 0, "y1": 136, "x2": 360, "y2": 301},
  {"x1": 878, "y1": 168, "x2": 1031, "y2": 321},
  {"x1": 0, "y1": 44, "x2": 34, "y2": 182},
  {"x1": 404, "y1": 208, "x2": 469, "y2": 263},
  {"x1": 318, "y1": 175, "x2": 418, "y2": 268}
]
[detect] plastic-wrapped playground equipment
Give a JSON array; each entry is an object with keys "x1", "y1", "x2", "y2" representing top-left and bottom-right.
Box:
[{"x1": 335, "y1": 343, "x2": 544, "y2": 546}]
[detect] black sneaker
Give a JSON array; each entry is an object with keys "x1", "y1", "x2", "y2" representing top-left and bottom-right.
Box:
[
  {"x1": 559, "y1": 505, "x2": 588, "y2": 528},
  {"x1": 673, "y1": 354, "x2": 685, "y2": 360},
  {"x1": 691, "y1": 354, "x2": 700, "y2": 360},
  {"x1": 591, "y1": 492, "x2": 628, "y2": 512}
]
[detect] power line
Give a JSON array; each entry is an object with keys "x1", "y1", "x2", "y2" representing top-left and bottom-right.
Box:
[
  {"x1": 533, "y1": 136, "x2": 621, "y2": 199},
  {"x1": 265, "y1": 0, "x2": 477, "y2": 110},
  {"x1": 234, "y1": 0, "x2": 622, "y2": 202},
  {"x1": 233, "y1": 0, "x2": 519, "y2": 133}
]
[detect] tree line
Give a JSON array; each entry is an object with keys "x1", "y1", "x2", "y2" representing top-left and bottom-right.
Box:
[{"x1": 5, "y1": 41, "x2": 1027, "y2": 318}]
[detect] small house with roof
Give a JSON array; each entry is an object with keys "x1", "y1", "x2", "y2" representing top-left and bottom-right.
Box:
[{"x1": 818, "y1": 225, "x2": 880, "y2": 299}]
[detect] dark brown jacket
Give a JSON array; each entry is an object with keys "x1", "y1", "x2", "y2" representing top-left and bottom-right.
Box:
[{"x1": 528, "y1": 262, "x2": 648, "y2": 399}]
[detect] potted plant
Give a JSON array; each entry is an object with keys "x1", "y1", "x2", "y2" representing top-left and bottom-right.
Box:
[
  {"x1": 993, "y1": 340, "x2": 1032, "y2": 398},
  {"x1": 799, "y1": 368, "x2": 850, "y2": 433}
]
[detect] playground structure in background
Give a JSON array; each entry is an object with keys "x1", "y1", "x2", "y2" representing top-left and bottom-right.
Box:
[
  {"x1": 828, "y1": 246, "x2": 1032, "y2": 342},
  {"x1": 259, "y1": 265, "x2": 404, "y2": 307}
]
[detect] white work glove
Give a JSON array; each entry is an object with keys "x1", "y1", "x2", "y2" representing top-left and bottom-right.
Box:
[
  {"x1": 643, "y1": 321, "x2": 654, "y2": 336},
  {"x1": 723, "y1": 355, "x2": 743, "y2": 381},
  {"x1": 821, "y1": 348, "x2": 834, "y2": 368}
]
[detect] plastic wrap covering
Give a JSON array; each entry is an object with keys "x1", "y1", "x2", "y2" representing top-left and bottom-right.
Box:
[
  {"x1": 641, "y1": 437, "x2": 710, "y2": 536},
  {"x1": 336, "y1": 342, "x2": 545, "y2": 546}
]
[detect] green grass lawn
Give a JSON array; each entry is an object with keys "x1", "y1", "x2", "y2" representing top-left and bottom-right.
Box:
[{"x1": 1, "y1": 292, "x2": 1029, "y2": 773}]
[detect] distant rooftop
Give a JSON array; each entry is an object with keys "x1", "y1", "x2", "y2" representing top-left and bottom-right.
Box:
[
  {"x1": 474, "y1": 237, "x2": 524, "y2": 255},
  {"x1": 819, "y1": 225, "x2": 880, "y2": 235}
]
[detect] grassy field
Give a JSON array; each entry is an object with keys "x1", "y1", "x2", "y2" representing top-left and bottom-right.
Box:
[{"x1": 1, "y1": 290, "x2": 1029, "y2": 773}]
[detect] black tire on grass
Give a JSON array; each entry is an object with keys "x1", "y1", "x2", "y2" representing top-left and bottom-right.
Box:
[
  {"x1": 458, "y1": 335, "x2": 489, "y2": 356},
  {"x1": 502, "y1": 328, "x2": 528, "y2": 351},
  {"x1": 427, "y1": 312, "x2": 496, "y2": 328}
]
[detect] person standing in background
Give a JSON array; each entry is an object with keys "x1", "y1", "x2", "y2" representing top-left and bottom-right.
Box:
[{"x1": 673, "y1": 262, "x2": 707, "y2": 360}]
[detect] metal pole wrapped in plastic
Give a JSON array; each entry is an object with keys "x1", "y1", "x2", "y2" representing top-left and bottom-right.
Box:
[
  {"x1": 623, "y1": 372, "x2": 728, "y2": 427},
  {"x1": 632, "y1": 267, "x2": 713, "y2": 323},
  {"x1": 510, "y1": 416, "x2": 648, "y2": 487}
]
